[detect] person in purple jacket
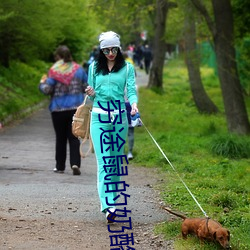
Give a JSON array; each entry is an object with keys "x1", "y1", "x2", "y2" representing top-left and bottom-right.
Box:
[{"x1": 39, "y1": 45, "x2": 88, "y2": 175}]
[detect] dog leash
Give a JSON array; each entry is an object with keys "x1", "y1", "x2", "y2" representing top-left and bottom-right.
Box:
[{"x1": 139, "y1": 118, "x2": 209, "y2": 218}]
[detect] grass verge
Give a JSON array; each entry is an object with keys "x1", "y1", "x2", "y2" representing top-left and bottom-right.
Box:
[
  {"x1": 0, "y1": 60, "x2": 50, "y2": 125},
  {"x1": 131, "y1": 58, "x2": 250, "y2": 250}
]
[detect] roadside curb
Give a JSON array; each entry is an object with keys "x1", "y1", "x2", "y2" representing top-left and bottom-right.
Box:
[{"x1": 0, "y1": 99, "x2": 48, "y2": 129}]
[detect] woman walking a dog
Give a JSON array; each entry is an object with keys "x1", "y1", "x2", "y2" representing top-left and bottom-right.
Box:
[{"x1": 85, "y1": 31, "x2": 138, "y2": 222}]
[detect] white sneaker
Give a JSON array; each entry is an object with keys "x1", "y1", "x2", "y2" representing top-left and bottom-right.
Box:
[
  {"x1": 127, "y1": 152, "x2": 133, "y2": 160},
  {"x1": 106, "y1": 207, "x2": 116, "y2": 223},
  {"x1": 53, "y1": 168, "x2": 64, "y2": 173}
]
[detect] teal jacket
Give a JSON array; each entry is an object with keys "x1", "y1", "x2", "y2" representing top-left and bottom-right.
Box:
[{"x1": 87, "y1": 62, "x2": 138, "y2": 110}]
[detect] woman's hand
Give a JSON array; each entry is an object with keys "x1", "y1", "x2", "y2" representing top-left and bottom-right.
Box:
[
  {"x1": 40, "y1": 74, "x2": 47, "y2": 83},
  {"x1": 85, "y1": 86, "x2": 96, "y2": 97},
  {"x1": 131, "y1": 103, "x2": 138, "y2": 116}
]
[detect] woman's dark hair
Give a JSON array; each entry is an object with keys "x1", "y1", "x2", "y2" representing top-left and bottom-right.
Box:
[
  {"x1": 54, "y1": 45, "x2": 73, "y2": 63},
  {"x1": 95, "y1": 48, "x2": 126, "y2": 75}
]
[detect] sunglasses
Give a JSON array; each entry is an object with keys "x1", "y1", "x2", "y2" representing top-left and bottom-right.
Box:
[{"x1": 102, "y1": 47, "x2": 119, "y2": 55}]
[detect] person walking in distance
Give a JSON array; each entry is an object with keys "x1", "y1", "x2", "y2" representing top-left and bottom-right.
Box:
[
  {"x1": 143, "y1": 44, "x2": 152, "y2": 74},
  {"x1": 123, "y1": 52, "x2": 137, "y2": 160},
  {"x1": 39, "y1": 45, "x2": 88, "y2": 175},
  {"x1": 85, "y1": 31, "x2": 138, "y2": 222}
]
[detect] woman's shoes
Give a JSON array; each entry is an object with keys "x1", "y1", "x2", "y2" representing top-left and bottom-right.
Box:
[
  {"x1": 127, "y1": 152, "x2": 133, "y2": 160},
  {"x1": 106, "y1": 207, "x2": 116, "y2": 223},
  {"x1": 72, "y1": 165, "x2": 81, "y2": 175},
  {"x1": 53, "y1": 168, "x2": 64, "y2": 173},
  {"x1": 53, "y1": 166, "x2": 81, "y2": 175}
]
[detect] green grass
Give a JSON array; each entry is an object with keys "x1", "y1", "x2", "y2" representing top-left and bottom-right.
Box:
[
  {"x1": 131, "y1": 58, "x2": 250, "y2": 250},
  {"x1": 0, "y1": 60, "x2": 50, "y2": 123}
]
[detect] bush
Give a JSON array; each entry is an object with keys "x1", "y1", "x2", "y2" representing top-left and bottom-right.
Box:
[
  {"x1": 0, "y1": 60, "x2": 49, "y2": 123},
  {"x1": 210, "y1": 191, "x2": 237, "y2": 209},
  {"x1": 210, "y1": 134, "x2": 250, "y2": 159}
]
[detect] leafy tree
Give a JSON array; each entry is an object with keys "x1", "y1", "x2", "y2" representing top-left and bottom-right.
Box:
[
  {"x1": 0, "y1": 0, "x2": 57, "y2": 66},
  {"x1": 91, "y1": 0, "x2": 155, "y2": 47},
  {"x1": 190, "y1": 0, "x2": 250, "y2": 134},
  {"x1": 53, "y1": 1, "x2": 99, "y2": 62},
  {"x1": 164, "y1": 1, "x2": 184, "y2": 44},
  {"x1": 148, "y1": 0, "x2": 177, "y2": 89},
  {"x1": 232, "y1": 0, "x2": 250, "y2": 95},
  {"x1": 232, "y1": 0, "x2": 250, "y2": 40},
  {"x1": 0, "y1": 0, "x2": 99, "y2": 67},
  {"x1": 183, "y1": 1, "x2": 218, "y2": 114}
]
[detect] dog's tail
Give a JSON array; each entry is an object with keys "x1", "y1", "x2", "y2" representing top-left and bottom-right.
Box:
[{"x1": 162, "y1": 206, "x2": 187, "y2": 220}]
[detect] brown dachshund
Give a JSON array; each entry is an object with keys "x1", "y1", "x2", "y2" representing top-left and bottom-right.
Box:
[{"x1": 163, "y1": 207, "x2": 231, "y2": 249}]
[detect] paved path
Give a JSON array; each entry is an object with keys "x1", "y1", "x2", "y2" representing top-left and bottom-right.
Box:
[
  {"x1": 135, "y1": 68, "x2": 149, "y2": 88},
  {"x1": 0, "y1": 70, "x2": 172, "y2": 249}
]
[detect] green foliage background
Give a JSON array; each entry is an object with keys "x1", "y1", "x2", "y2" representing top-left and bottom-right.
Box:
[
  {"x1": 130, "y1": 59, "x2": 250, "y2": 250},
  {"x1": 0, "y1": 0, "x2": 100, "y2": 65}
]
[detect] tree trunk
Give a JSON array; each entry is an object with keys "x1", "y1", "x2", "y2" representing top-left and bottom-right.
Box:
[
  {"x1": 184, "y1": 4, "x2": 218, "y2": 114},
  {"x1": 191, "y1": 0, "x2": 250, "y2": 134},
  {"x1": 212, "y1": 0, "x2": 250, "y2": 134},
  {"x1": 147, "y1": 0, "x2": 169, "y2": 89}
]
